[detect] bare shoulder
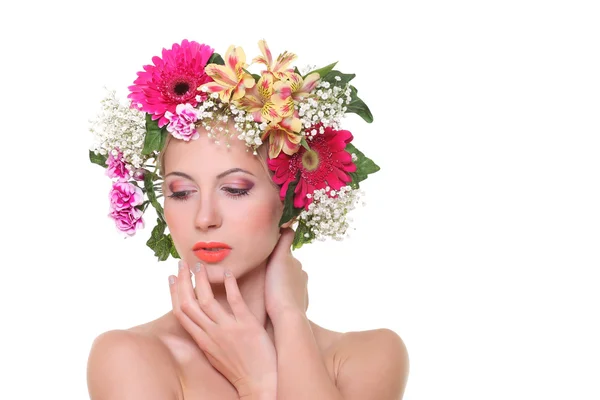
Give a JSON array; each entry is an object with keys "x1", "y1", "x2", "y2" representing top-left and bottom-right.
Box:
[
  {"x1": 87, "y1": 329, "x2": 184, "y2": 400},
  {"x1": 335, "y1": 328, "x2": 410, "y2": 400}
]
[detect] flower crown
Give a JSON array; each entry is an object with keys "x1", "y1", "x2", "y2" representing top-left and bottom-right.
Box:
[{"x1": 89, "y1": 39, "x2": 379, "y2": 261}]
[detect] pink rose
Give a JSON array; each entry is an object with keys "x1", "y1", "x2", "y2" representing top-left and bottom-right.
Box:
[
  {"x1": 109, "y1": 182, "x2": 144, "y2": 211},
  {"x1": 106, "y1": 149, "x2": 130, "y2": 181},
  {"x1": 109, "y1": 208, "x2": 144, "y2": 236}
]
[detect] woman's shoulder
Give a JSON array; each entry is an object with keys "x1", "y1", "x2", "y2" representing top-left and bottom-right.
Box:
[
  {"x1": 310, "y1": 320, "x2": 408, "y2": 358},
  {"x1": 327, "y1": 326, "x2": 410, "y2": 399},
  {"x1": 87, "y1": 328, "x2": 184, "y2": 399}
]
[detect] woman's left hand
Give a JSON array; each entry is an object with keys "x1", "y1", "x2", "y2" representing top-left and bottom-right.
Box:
[{"x1": 264, "y1": 228, "x2": 309, "y2": 322}]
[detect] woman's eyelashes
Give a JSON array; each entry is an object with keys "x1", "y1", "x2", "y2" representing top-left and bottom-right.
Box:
[
  {"x1": 167, "y1": 186, "x2": 252, "y2": 201},
  {"x1": 168, "y1": 190, "x2": 194, "y2": 201},
  {"x1": 222, "y1": 187, "x2": 251, "y2": 198}
]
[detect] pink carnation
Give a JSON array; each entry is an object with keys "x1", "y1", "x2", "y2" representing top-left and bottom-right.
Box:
[
  {"x1": 109, "y1": 182, "x2": 144, "y2": 211},
  {"x1": 165, "y1": 103, "x2": 200, "y2": 141},
  {"x1": 105, "y1": 149, "x2": 130, "y2": 181},
  {"x1": 109, "y1": 208, "x2": 145, "y2": 236}
]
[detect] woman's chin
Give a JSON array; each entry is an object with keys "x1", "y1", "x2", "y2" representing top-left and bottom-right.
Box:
[{"x1": 203, "y1": 264, "x2": 226, "y2": 283}]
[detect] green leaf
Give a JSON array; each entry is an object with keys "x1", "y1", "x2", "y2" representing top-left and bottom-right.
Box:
[
  {"x1": 168, "y1": 234, "x2": 180, "y2": 259},
  {"x1": 300, "y1": 137, "x2": 311, "y2": 151},
  {"x1": 89, "y1": 150, "x2": 107, "y2": 167},
  {"x1": 322, "y1": 70, "x2": 356, "y2": 86},
  {"x1": 241, "y1": 67, "x2": 261, "y2": 82},
  {"x1": 142, "y1": 114, "x2": 167, "y2": 155},
  {"x1": 143, "y1": 172, "x2": 164, "y2": 220},
  {"x1": 304, "y1": 61, "x2": 338, "y2": 79},
  {"x1": 146, "y1": 218, "x2": 172, "y2": 261},
  {"x1": 208, "y1": 52, "x2": 225, "y2": 65},
  {"x1": 278, "y1": 176, "x2": 302, "y2": 227},
  {"x1": 346, "y1": 85, "x2": 374, "y2": 123},
  {"x1": 292, "y1": 221, "x2": 314, "y2": 250},
  {"x1": 346, "y1": 143, "x2": 380, "y2": 187}
]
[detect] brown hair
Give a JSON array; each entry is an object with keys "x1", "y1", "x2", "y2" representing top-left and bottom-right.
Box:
[{"x1": 157, "y1": 133, "x2": 173, "y2": 178}]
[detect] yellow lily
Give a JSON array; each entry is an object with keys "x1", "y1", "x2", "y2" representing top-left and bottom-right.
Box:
[
  {"x1": 272, "y1": 71, "x2": 320, "y2": 115},
  {"x1": 262, "y1": 122, "x2": 302, "y2": 158},
  {"x1": 235, "y1": 72, "x2": 283, "y2": 124},
  {"x1": 253, "y1": 40, "x2": 297, "y2": 80},
  {"x1": 202, "y1": 45, "x2": 255, "y2": 103}
]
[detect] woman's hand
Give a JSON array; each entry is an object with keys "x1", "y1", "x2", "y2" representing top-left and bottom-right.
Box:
[
  {"x1": 264, "y1": 228, "x2": 309, "y2": 322},
  {"x1": 169, "y1": 261, "x2": 277, "y2": 398}
]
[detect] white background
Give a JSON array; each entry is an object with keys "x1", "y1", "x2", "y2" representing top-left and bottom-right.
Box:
[{"x1": 1, "y1": 0, "x2": 598, "y2": 399}]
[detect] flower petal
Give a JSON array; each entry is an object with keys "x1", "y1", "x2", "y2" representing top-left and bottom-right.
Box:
[
  {"x1": 205, "y1": 64, "x2": 239, "y2": 86},
  {"x1": 225, "y1": 45, "x2": 246, "y2": 70},
  {"x1": 253, "y1": 39, "x2": 273, "y2": 68},
  {"x1": 273, "y1": 50, "x2": 297, "y2": 76},
  {"x1": 268, "y1": 133, "x2": 285, "y2": 158}
]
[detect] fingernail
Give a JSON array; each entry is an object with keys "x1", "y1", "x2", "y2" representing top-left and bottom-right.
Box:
[
  {"x1": 168, "y1": 276, "x2": 175, "y2": 285},
  {"x1": 195, "y1": 263, "x2": 202, "y2": 272},
  {"x1": 178, "y1": 260, "x2": 184, "y2": 270},
  {"x1": 224, "y1": 269, "x2": 232, "y2": 277}
]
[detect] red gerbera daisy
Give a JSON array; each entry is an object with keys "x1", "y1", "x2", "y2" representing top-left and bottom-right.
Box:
[
  {"x1": 128, "y1": 40, "x2": 214, "y2": 127},
  {"x1": 268, "y1": 125, "x2": 357, "y2": 209}
]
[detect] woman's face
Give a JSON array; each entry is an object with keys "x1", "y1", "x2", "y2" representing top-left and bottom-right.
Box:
[{"x1": 162, "y1": 132, "x2": 284, "y2": 282}]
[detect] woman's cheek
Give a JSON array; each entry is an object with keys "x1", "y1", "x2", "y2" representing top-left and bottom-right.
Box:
[{"x1": 164, "y1": 203, "x2": 185, "y2": 252}]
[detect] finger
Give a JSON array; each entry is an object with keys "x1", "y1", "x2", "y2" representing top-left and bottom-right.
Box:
[
  {"x1": 305, "y1": 290, "x2": 309, "y2": 312},
  {"x1": 177, "y1": 260, "x2": 217, "y2": 329},
  {"x1": 192, "y1": 262, "x2": 230, "y2": 324},
  {"x1": 304, "y1": 272, "x2": 309, "y2": 311},
  {"x1": 223, "y1": 269, "x2": 253, "y2": 322},
  {"x1": 168, "y1": 274, "x2": 214, "y2": 353},
  {"x1": 273, "y1": 227, "x2": 295, "y2": 257}
]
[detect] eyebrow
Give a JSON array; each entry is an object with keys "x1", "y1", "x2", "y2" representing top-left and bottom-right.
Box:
[{"x1": 164, "y1": 168, "x2": 255, "y2": 181}]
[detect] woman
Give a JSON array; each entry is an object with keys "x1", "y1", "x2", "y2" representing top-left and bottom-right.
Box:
[{"x1": 86, "y1": 39, "x2": 409, "y2": 399}]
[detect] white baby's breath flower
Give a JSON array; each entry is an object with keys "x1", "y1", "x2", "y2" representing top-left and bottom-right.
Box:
[
  {"x1": 89, "y1": 89, "x2": 146, "y2": 169},
  {"x1": 299, "y1": 186, "x2": 363, "y2": 241},
  {"x1": 297, "y1": 80, "x2": 352, "y2": 135}
]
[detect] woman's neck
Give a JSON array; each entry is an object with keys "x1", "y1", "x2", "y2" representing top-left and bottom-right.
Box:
[{"x1": 163, "y1": 262, "x2": 275, "y2": 344}]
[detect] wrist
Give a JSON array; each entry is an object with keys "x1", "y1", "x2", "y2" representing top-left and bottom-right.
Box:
[
  {"x1": 237, "y1": 375, "x2": 277, "y2": 400},
  {"x1": 238, "y1": 386, "x2": 276, "y2": 400},
  {"x1": 255, "y1": 389, "x2": 277, "y2": 400},
  {"x1": 268, "y1": 305, "x2": 306, "y2": 323}
]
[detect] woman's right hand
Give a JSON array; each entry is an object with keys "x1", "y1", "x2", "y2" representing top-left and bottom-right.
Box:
[{"x1": 169, "y1": 260, "x2": 277, "y2": 398}]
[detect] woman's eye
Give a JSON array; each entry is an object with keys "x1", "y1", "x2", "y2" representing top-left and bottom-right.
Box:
[
  {"x1": 223, "y1": 187, "x2": 250, "y2": 198},
  {"x1": 168, "y1": 191, "x2": 192, "y2": 201}
]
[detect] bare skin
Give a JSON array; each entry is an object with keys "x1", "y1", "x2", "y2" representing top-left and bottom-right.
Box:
[
  {"x1": 127, "y1": 311, "x2": 346, "y2": 399},
  {"x1": 87, "y1": 127, "x2": 409, "y2": 399}
]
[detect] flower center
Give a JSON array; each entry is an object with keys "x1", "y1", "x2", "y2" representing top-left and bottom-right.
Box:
[
  {"x1": 174, "y1": 82, "x2": 190, "y2": 96},
  {"x1": 301, "y1": 150, "x2": 320, "y2": 171}
]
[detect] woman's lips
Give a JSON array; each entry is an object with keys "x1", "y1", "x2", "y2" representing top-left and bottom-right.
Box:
[{"x1": 193, "y1": 242, "x2": 231, "y2": 263}]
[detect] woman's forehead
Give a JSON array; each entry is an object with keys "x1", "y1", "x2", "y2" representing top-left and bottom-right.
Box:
[{"x1": 164, "y1": 134, "x2": 265, "y2": 176}]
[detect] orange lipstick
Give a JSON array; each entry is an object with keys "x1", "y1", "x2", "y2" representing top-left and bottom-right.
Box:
[{"x1": 193, "y1": 242, "x2": 232, "y2": 263}]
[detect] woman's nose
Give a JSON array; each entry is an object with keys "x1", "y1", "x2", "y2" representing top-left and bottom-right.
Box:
[{"x1": 194, "y1": 193, "x2": 222, "y2": 231}]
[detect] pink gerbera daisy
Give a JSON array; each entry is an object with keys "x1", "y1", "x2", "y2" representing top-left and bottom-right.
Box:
[
  {"x1": 268, "y1": 125, "x2": 357, "y2": 209},
  {"x1": 128, "y1": 40, "x2": 214, "y2": 127}
]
